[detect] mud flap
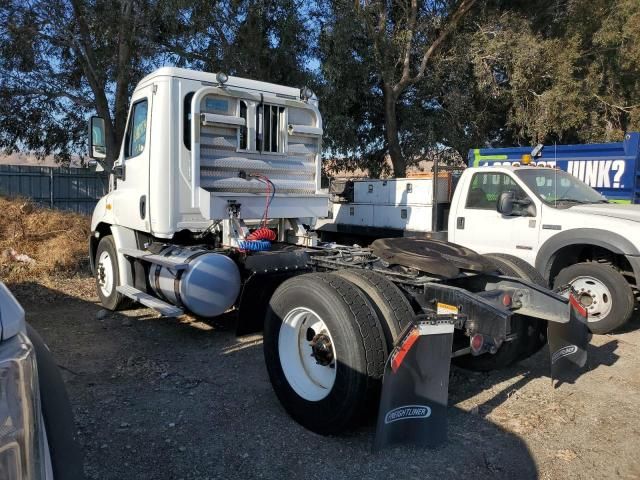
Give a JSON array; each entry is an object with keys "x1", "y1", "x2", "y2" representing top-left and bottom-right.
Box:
[
  {"x1": 373, "y1": 319, "x2": 455, "y2": 451},
  {"x1": 547, "y1": 291, "x2": 590, "y2": 386}
]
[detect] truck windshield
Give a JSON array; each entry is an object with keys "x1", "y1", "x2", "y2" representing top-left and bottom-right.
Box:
[{"x1": 514, "y1": 169, "x2": 607, "y2": 206}]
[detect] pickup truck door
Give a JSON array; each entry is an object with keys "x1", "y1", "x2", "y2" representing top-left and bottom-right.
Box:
[
  {"x1": 110, "y1": 85, "x2": 153, "y2": 232},
  {"x1": 450, "y1": 171, "x2": 540, "y2": 264}
]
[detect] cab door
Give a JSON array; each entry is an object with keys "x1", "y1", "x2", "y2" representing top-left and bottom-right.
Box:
[
  {"x1": 451, "y1": 171, "x2": 540, "y2": 264},
  {"x1": 111, "y1": 86, "x2": 153, "y2": 232}
]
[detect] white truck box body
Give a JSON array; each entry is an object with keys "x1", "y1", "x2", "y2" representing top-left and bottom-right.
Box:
[
  {"x1": 330, "y1": 176, "x2": 449, "y2": 232},
  {"x1": 352, "y1": 177, "x2": 449, "y2": 205},
  {"x1": 333, "y1": 204, "x2": 374, "y2": 226}
]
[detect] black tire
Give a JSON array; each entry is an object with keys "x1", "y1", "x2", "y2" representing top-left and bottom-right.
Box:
[
  {"x1": 27, "y1": 324, "x2": 85, "y2": 479},
  {"x1": 554, "y1": 262, "x2": 634, "y2": 334},
  {"x1": 263, "y1": 273, "x2": 387, "y2": 434},
  {"x1": 333, "y1": 269, "x2": 414, "y2": 349},
  {"x1": 486, "y1": 253, "x2": 547, "y2": 287},
  {"x1": 455, "y1": 253, "x2": 546, "y2": 371},
  {"x1": 94, "y1": 236, "x2": 129, "y2": 311}
]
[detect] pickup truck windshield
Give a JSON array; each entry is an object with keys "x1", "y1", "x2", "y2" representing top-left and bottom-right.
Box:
[{"x1": 514, "y1": 169, "x2": 607, "y2": 206}]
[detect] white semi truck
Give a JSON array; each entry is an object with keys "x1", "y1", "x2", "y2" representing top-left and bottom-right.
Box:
[
  {"x1": 320, "y1": 167, "x2": 640, "y2": 334},
  {"x1": 88, "y1": 67, "x2": 588, "y2": 437}
]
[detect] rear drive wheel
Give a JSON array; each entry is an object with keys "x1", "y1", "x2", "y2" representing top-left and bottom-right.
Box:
[
  {"x1": 455, "y1": 253, "x2": 546, "y2": 371},
  {"x1": 263, "y1": 273, "x2": 386, "y2": 434},
  {"x1": 95, "y1": 236, "x2": 129, "y2": 311},
  {"x1": 333, "y1": 269, "x2": 414, "y2": 349},
  {"x1": 486, "y1": 253, "x2": 547, "y2": 286},
  {"x1": 554, "y1": 262, "x2": 634, "y2": 334}
]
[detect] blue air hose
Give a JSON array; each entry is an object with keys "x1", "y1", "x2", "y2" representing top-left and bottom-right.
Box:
[{"x1": 238, "y1": 240, "x2": 271, "y2": 251}]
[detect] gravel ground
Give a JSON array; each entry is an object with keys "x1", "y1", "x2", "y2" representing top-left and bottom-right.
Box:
[{"x1": 13, "y1": 277, "x2": 640, "y2": 480}]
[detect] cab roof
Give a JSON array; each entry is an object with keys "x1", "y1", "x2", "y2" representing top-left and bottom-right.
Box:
[{"x1": 136, "y1": 67, "x2": 305, "y2": 99}]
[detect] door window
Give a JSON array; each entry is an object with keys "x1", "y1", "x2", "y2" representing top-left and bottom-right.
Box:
[
  {"x1": 183, "y1": 92, "x2": 194, "y2": 150},
  {"x1": 124, "y1": 99, "x2": 148, "y2": 158},
  {"x1": 466, "y1": 172, "x2": 529, "y2": 211}
]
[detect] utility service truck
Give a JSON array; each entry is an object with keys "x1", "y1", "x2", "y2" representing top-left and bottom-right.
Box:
[
  {"x1": 88, "y1": 67, "x2": 588, "y2": 444},
  {"x1": 320, "y1": 165, "x2": 640, "y2": 334}
]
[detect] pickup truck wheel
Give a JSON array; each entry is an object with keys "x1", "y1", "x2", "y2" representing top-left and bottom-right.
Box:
[
  {"x1": 95, "y1": 236, "x2": 129, "y2": 311},
  {"x1": 454, "y1": 253, "x2": 546, "y2": 371},
  {"x1": 333, "y1": 269, "x2": 414, "y2": 349},
  {"x1": 554, "y1": 262, "x2": 634, "y2": 334},
  {"x1": 263, "y1": 273, "x2": 386, "y2": 434}
]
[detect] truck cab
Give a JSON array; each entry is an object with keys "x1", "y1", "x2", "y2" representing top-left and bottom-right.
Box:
[
  {"x1": 90, "y1": 67, "x2": 326, "y2": 240},
  {"x1": 89, "y1": 67, "x2": 327, "y2": 295}
]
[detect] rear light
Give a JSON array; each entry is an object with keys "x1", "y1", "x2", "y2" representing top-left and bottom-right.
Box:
[
  {"x1": 470, "y1": 334, "x2": 484, "y2": 354},
  {"x1": 390, "y1": 327, "x2": 420, "y2": 373},
  {"x1": 502, "y1": 293, "x2": 512, "y2": 307}
]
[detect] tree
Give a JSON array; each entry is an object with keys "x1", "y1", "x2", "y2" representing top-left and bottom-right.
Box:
[
  {"x1": 469, "y1": 0, "x2": 640, "y2": 145},
  {"x1": 0, "y1": 0, "x2": 196, "y2": 168},
  {"x1": 319, "y1": 0, "x2": 476, "y2": 177},
  {"x1": 214, "y1": 0, "x2": 316, "y2": 88},
  {"x1": 0, "y1": 0, "x2": 317, "y2": 168}
]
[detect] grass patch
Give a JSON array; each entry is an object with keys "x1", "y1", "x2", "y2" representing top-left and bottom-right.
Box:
[{"x1": 0, "y1": 196, "x2": 91, "y2": 284}]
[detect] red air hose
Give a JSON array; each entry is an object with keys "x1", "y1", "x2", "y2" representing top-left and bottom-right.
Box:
[{"x1": 246, "y1": 227, "x2": 276, "y2": 241}]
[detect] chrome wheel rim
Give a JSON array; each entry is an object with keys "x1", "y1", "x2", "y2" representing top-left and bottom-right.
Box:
[
  {"x1": 278, "y1": 307, "x2": 337, "y2": 401},
  {"x1": 570, "y1": 275, "x2": 613, "y2": 321},
  {"x1": 97, "y1": 250, "x2": 114, "y2": 297}
]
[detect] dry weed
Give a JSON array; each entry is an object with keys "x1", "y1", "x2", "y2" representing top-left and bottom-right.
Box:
[{"x1": 0, "y1": 196, "x2": 91, "y2": 284}]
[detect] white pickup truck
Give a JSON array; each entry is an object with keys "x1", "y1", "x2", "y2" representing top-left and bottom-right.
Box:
[{"x1": 320, "y1": 166, "x2": 640, "y2": 334}]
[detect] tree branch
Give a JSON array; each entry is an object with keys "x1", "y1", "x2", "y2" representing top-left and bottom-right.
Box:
[
  {"x1": 396, "y1": 0, "x2": 418, "y2": 94},
  {"x1": 395, "y1": 0, "x2": 477, "y2": 93},
  {"x1": 594, "y1": 94, "x2": 640, "y2": 113},
  {"x1": 5, "y1": 87, "x2": 94, "y2": 108}
]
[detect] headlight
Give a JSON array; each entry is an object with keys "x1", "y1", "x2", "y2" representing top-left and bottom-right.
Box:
[{"x1": 0, "y1": 332, "x2": 46, "y2": 480}]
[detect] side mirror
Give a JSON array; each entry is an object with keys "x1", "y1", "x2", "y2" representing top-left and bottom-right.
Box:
[
  {"x1": 112, "y1": 164, "x2": 125, "y2": 180},
  {"x1": 497, "y1": 191, "x2": 514, "y2": 216},
  {"x1": 88, "y1": 116, "x2": 106, "y2": 160}
]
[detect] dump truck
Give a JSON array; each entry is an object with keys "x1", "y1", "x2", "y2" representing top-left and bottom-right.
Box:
[
  {"x1": 88, "y1": 67, "x2": 587, "y2": 443},
  {"x1": 320, "y1": 165, "x2": 640, "y2": 334}
]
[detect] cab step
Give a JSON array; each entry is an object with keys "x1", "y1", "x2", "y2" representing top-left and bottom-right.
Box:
[
  {"x1": 116, "y1": 285, "x2": 183, "y2": 317},
  {"x1": 119, "y1": 248, "x2": 188, "y2": 270}
]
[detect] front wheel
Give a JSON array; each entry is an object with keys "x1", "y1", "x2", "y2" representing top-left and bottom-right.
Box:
[
  {"x1": 554, "y1": 262, "x2": 635, "y2": 334},
  {"x1": 263, "y1": 273, "x2": 386, "y2": 434},
  {"x1": 94, "y1": 236, "x2": 129, "y2": 311}
]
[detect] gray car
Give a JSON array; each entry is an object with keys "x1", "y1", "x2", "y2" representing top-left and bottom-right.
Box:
[{"x1": 0, "y1": 283, "x2": 83, "y2": 479}]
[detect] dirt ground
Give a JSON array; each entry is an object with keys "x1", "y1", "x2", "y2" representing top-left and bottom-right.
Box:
[{"x1": 11, "y1": 276, "x2": 640, "y2": 480}]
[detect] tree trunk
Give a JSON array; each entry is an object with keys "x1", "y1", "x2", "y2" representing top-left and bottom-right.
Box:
[
  {"x1": 383, "y1": 85, "x2": 406, "y2": 177},
  {"x1": 113, "y1": 0, "x2": 134, "y2": 152}
]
